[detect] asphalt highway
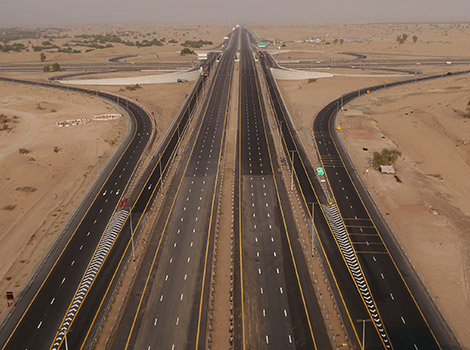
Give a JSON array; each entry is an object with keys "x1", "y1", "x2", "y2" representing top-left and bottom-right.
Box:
[
  {"x1": 108, "y1": 29, "x2": 239, "y2": 350},
  {"x1": 0, "y1": 79, "x2": 152, "y2": 350},
  {"x1": 0, "y1": 51, "x2": 214, "y2": 348},
  {"x1": 234, "y1": 29, "x2": 331, "y2": 350},
  {"x1": 260, "y1": 52, "x2": 468, "y2": 349}
]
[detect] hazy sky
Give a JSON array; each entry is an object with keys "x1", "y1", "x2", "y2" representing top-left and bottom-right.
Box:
[{"x1": 1, "y1": 0, "x2": 470, "y2": 26}]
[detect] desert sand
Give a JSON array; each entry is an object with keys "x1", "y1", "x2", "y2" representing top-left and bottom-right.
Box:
[
  {"x1": 257, "y1": 22, "x2": 470, "y2": 348},
  {"x1": 339, "y1": 77, "x2": 470, "y2": 347},
  {"x1": 0, "y1": 81, "x2": 126, "y2": 320},
  {"x1": 0, "y1": 60, "x2": 193, "y2": 325}
]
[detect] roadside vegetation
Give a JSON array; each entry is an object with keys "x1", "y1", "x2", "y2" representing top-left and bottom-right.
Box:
[
  {"x1": 180, "y1": 47, "x2": 195, "y2": 55},
  {"x1": 181, "y1": 39, "x2": 213, "y2": 48},
  {"x1": 372, "y1": 148, "x2": 401, "y2": 166}
]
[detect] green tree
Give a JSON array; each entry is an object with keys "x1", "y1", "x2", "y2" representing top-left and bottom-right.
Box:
[
  {"x1": 412, "y1": 35, "x2": 418, "y2": 43},
  {"x1": 372, "y1": 148, "x2": 402, "y2": 166},
  {"x1": 52, "y1": 62, "x2": 61, "y2": 71},
  {"x1": 43, "y1": 65, "x2": 50, "y2": 72},
  {"x1": 40, "y1": 52, "x2": 46, "y2": 62}
]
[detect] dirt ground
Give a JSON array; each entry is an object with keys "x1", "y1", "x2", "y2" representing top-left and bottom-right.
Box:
[
  {"x1": 0, "y1": 77, "x2": 191, "y2": 322},
  {"x1": 271, "y1": 22, "x2": 470, "y2": 347},
  {"x1": 0, "y1": 82, "x2": 126, "y2": 319},
  {"x1": 0, "y1": 23, "x2": 226, "y2": 328},
  {"x1": 339, "y1": 77, "x2": 470, "y2": 348}
]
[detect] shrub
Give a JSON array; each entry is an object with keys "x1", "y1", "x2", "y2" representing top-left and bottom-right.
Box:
[
  {"x1": 372, "y1": 148, "x2": 401, "y2": 166},
  {"x1": 180, "y1": 47, "x2": 195, "y2": 55},
  {"x1": 19, "y1": 148, "x2": 30, "y2": 154},
  {"x1": 2, "y1": 204, "x2": 16, "y2": 211},
  {"x1": 16, "y1": 186, "x2": 37, "y2": 192}
]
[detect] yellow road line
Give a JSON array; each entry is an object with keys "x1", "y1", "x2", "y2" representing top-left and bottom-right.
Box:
[
  {"x1": 238, "y1": 35, "x2": 246, "y2": 350},
  {"x1": 49, "y1": 109, "x2": 151, "y2": 350},
  {"x1": 77, "y1": 78, "x2": 207, "y2": 349},
  {"x1": 264, "y1": 65, "x2": 362, "y2": 347},
  {"x1": 328, "y1": 111, "x2": 443, "y2": 349},
  {"x1": 253, "y1": 46, "x2": 319, "y2": 349},
  {"x1": 1, "y1": 94, "x2": 142, "y2": 350},
  {"x1": 313, "y1": 122, "x2": 392, "y2": 350},
  {"x1": 195, "y1": 54, "x2": 235, "y2": 350},
  {"x1": 122, "y1": 64, "x2": 220, "y2": 350}
]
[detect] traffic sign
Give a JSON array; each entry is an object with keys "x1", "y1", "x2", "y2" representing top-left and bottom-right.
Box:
[
  {"x1": 317, "y1": 167, "x2": 324, "y2": 176},
  {"x1": 258, "y1": 42, "x2": 266, "y2": 48}
]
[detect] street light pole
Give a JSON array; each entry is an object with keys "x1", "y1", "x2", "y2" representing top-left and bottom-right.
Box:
[
  {"x1": 356, "y1": 318, "x2": 371, "y2": 350},
  {"x1": 159, "y1": 152, "x2": 163, "y2": 188},
  {"x1": 309, "y1": 201, "x2": 315, "y2": 256},
  {"x1": 130, "y1": 210, "x2": 135, "y2": 262},
  {"x1": 290, "y1": 150, "x2": 295, "y2": 191},
  {"x1": 64, "y1": 329, "x2": 69, "y2": 350}
]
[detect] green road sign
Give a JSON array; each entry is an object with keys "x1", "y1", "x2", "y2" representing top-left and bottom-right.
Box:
[
  {"x1": 258, "y1": 42, "x2": 266, "y2": 48},
  {"x1": 317, "y1": 167, "x2": 324, "y2": 176}
]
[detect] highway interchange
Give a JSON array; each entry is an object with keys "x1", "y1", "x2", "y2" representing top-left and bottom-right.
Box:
[{"x1": 0, "y1": 27, "x2": 468, "y2": 350}]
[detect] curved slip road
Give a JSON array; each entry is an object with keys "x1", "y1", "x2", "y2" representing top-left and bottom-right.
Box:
[
  {"x1": 0, "y1": 78, "x2": 152, "y2": 350},
  {"x1": 260, "y1": 52, "x2": 468, "y2": 349}
]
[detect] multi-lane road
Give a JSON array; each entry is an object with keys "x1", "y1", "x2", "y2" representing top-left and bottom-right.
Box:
[
  {"x1": 0, "y1": 80, "x2": 153, "y2": 350},
  {"x1": 1, "y1": 26, "x2": 467, "y2": 350},
  {"x1": 260, "y1": 50, "x2": 466, "y2": 349},
  {"x1": 0, "y1": 52, "x2": 210, "y2": 349},
  {"x1": 234, "y1": 29, "x2": 331, "y2": 350},
  {"x1": 107, "y1": 28, "x2": 239, "y2": 350}
]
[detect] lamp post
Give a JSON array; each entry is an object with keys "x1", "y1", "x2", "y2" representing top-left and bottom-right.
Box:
[
  {"x1": 356, "y1": 318, "x2": 371, "y2": 350},
  {"x1": 64, "y1": 330, "x2": 69, "y2": 350},
  {"x1": 159, "y1": 152, "x2": 163, "y2": 188},
  {"x1": 309, "y1": 201, "x2": 316, "y2": 256},
  {"x1": 290, "y1": 150, "x2": 296, "y2": 191},
  {"x1": 130, "y1": 209, "x2": 135, "y2": 262}
]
